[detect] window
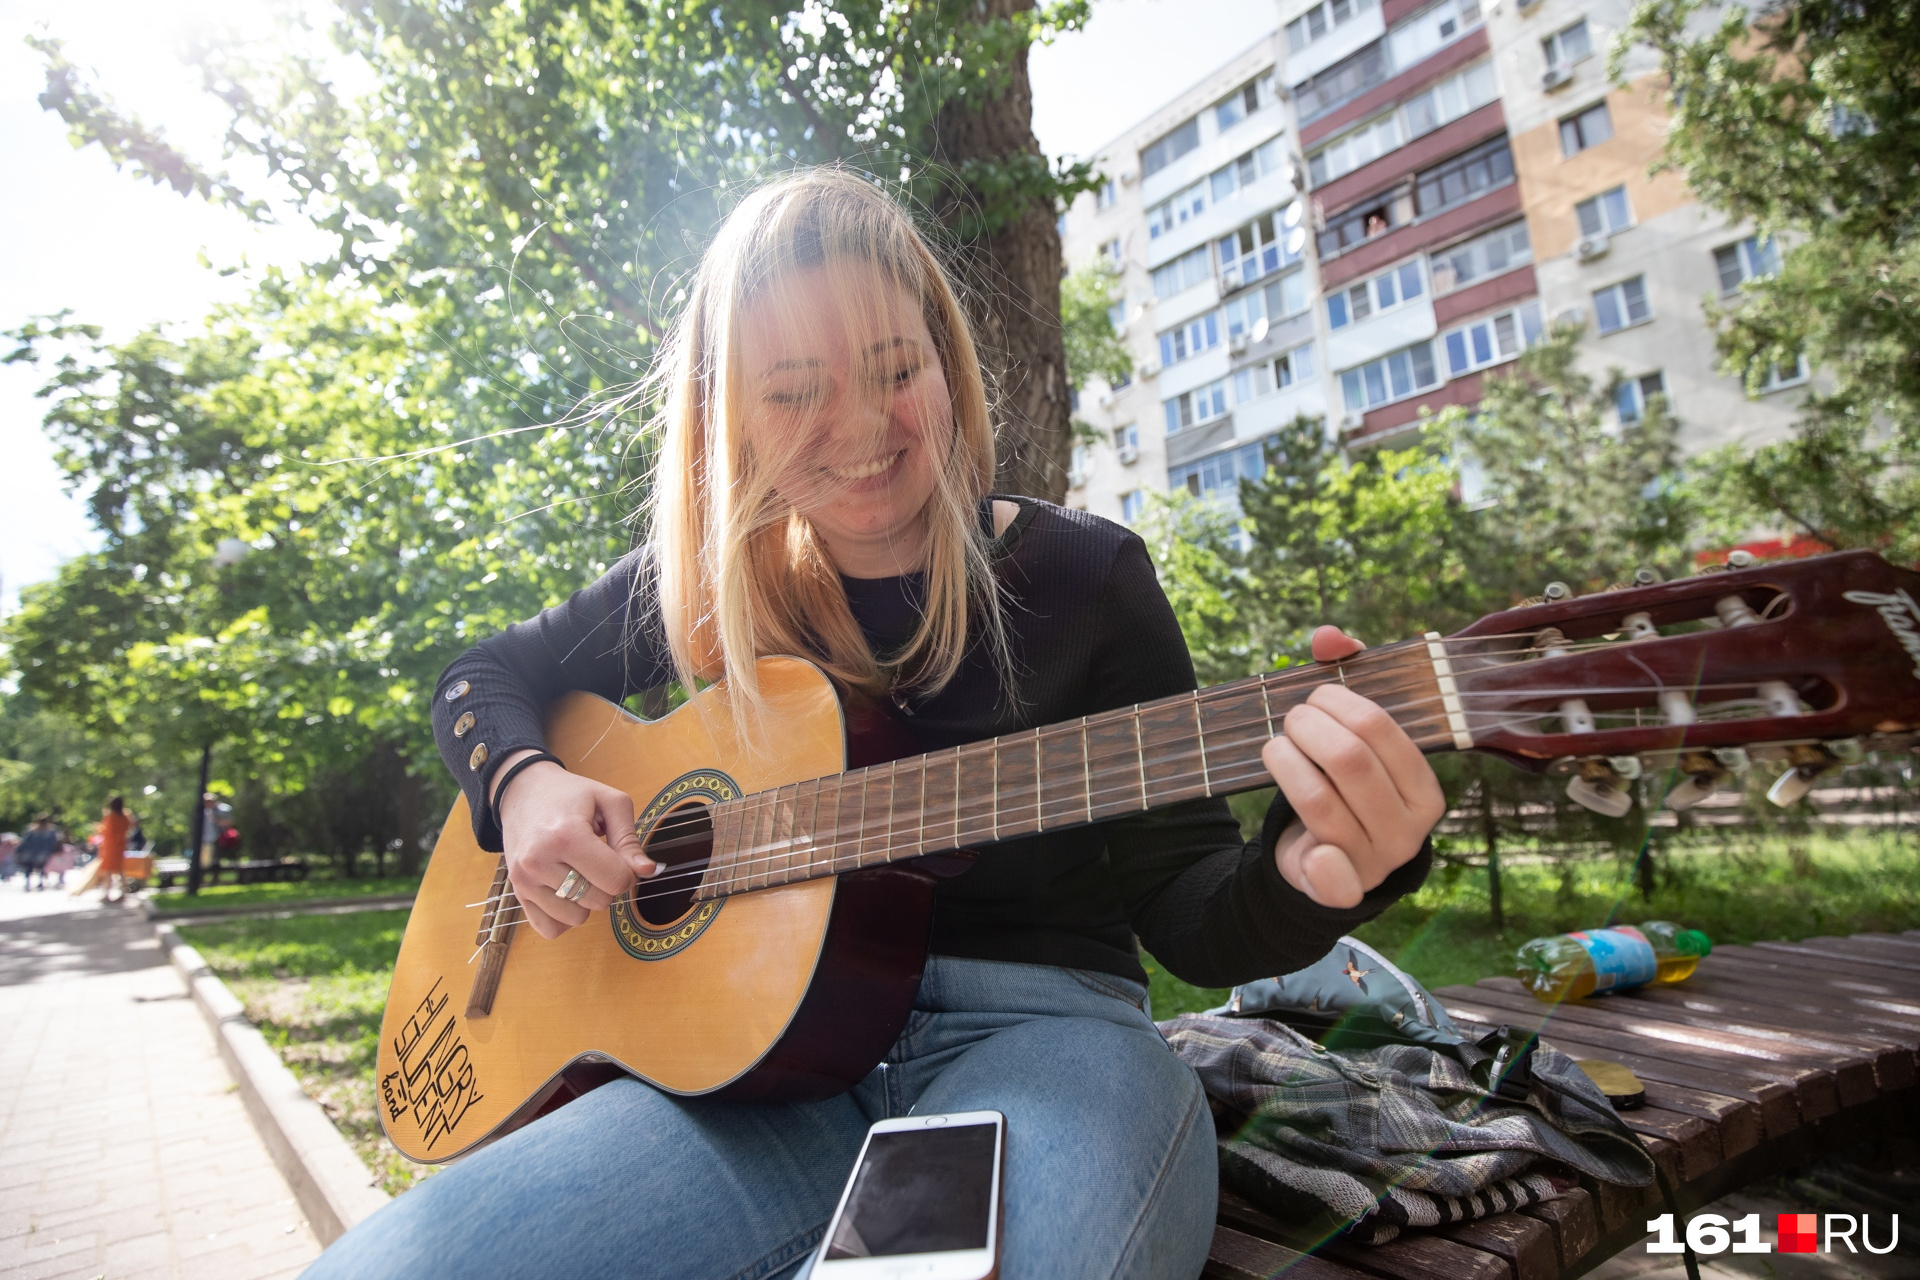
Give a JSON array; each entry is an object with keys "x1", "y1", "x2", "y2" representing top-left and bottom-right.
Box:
[
  {"x1": 1069, "y1": 444, "x2": 1091, "y2": 483},
  {"x1": 1615, "y1": 371, "x2": 1666, "y2": 423},
  {"x1": 1119, "y1": 490, "x2": 1145, "y2": 524},
  {"x1": 1401, "y1": 60, "x2": 1499, "y2": 139},
  {"x1": 1218, "y1": 211, "x2": 1305, "y2": 290},
  {"x1": 1151, "y1": 246, "x2": 1212, "y2": 299},
  {"x1": 1106, "y1": 301, "x2": 1127, "y2": 332},
  {"x1": 1340, "y1": 342, "x2": 1440, "y2": 411},
  {"x1": 1575, "y1": 185, "x2": 1633, "y2": 238},
  {"x1": 1429, "y1": 221, "x2": 1531, "y2": 294},
  {"x1": 1147, "y1": 181, "x2": 1208, "y2": 239},
  {"x1": 1286, "y1": 0, "x2": 1376, "y2": 53},
  {"x1": 1215, "y1": 79, "x2": 1265, "y2": 132},
  {"x1": 1543, "y1": 19, "x2": 1592, "y2": 69},
  {"x1": 1592, "y1": 276, "x2": 1651, "y2": 333},
  {"x1": 1442, "y1": 301, "x2": 1544, "y2": 375},
  {"x1": 1757, "y1": 353, "x2": 1810, "y2": 392},
  {"x1": 1559, "y1": 101, "x2": 1613, "y2": 155},
  {"x1": 1172, "y1": 436, "x2": 1277, "y2": 503},
  {"x1": 1210, "y1": 139, "x2": 1286, "y2": 204},
  {"x1": 1230, "y1": 343, "x2": 1317, "y2": 404},
  {"x1": 1101, "y1": 238, "x2": 1123, "y2": 265},
  {"x1": 1306, "y1": 61, "x2": 1497, "y2": 188},
  {"x1": 1114, "y1": 423, "x2": 1140, "y2": 453},
  {"x1": 1164, "y1": 380, "x2": 1229, "y2": 434},
  {"x1": 1714, "y1": 235, "x2": 1780, "y2": 293},
  {"x1": 1414, "y1": 137, "x2": 1513, "y2": 216},
  {"x1": 1141, "y1": 118, "x2": 1201, "y2": 178},
  {"x1": 1158, "y1": 312, "x2": 1221, "y2": 367},
  {"x1": 1223, "y1": 269, "x2": 1309, "y2": 338},
  {"x1": 1309, "y1": 115, "x2": 1401, "y2": 187},
  {"x1": 1387, "y1": 0, "x2": 1483, "y2": 73},
  {"x1": 1295, "y1": 41, "x2": 1390, "y2": 124},
  {"x1": 1327, "y1": 260, "x2": 1424, "y2": 328},
  {"x1": 1318, "y1": 194, "x2": 1408, "y2": 257},
  {"x1": 1096, "y1": 179, "x2": 1118, "y2": 210}
]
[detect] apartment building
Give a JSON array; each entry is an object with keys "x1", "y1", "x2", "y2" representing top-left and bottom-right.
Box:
[{"x1": 1060, "y1": 0, "x2": 1803, "y2": 527}]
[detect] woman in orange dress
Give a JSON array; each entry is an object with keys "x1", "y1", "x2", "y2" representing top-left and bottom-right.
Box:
[{"x1": 96, "y1": 796, "x2": 130, "y2": 903}]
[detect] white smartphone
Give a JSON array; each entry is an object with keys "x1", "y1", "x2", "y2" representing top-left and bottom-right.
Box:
[{"x1": 811, "y1": 1110, "x2": 1005, "y2": 1280}]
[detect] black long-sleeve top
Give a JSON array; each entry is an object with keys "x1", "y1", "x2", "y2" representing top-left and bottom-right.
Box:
[{"x1": 432, "y1": 498, "x2": 1430, "y2": 989}]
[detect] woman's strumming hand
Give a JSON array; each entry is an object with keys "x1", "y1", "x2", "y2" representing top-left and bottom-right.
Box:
[
  {"x1": 1260, "y1": 625, "x2": 1446, "y2": 909},
  {"x1": 492, "y1": 749, "x2": 659, "y2": 939}
]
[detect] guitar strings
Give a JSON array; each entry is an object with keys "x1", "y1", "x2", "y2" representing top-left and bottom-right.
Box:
[
  {"x1": 475, "y1": 671, "x2": 1778, "y2": 926},
  {"x1": 473, "y1": 670, "x2": 1788, "y2": 922}
]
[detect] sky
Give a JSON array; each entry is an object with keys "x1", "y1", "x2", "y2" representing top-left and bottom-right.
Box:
[{"x1": 0, "y1": 0, "x2": 1277, "y2": 613}]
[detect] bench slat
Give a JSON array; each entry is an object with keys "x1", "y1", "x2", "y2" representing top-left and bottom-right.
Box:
[
  {"x1": 1437, "y1": 1213, "x2": 1559, "y2": 1280},
  {"x1": 1518, "y1": 1189, "x2": 1598, "y2": 1270}
]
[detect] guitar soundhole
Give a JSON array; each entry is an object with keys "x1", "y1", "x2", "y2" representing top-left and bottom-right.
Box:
[{"x1": 631, "y1": 801, "x2": 712, "y2": 927}]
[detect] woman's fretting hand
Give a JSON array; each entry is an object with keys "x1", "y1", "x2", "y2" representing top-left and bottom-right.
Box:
[
  {"x1": 1259, "y1": 626, "x2": 1447, "y2": 909},
  {"x1": 491, "y1": 750, "x2": 660, "y2": 939}
]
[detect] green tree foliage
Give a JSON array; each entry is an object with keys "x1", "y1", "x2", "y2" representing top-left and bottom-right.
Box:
[
  {"x1": 1060, "y1": 260, "x2": 1132, "y2": 392},
  {"x1": 1620, "y1": 0, "x2": 1920, "y2": 561}
]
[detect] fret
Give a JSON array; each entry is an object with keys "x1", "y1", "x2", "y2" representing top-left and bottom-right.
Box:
[
  {"x1": 1197, "y1": 686, "x2": 1273, "y2": 797},
  {"x1": 770, "y1": 785, "x2": 798, "y2": 888},
  {"x1": 1260, "y1": 677, "x2": 1275, "y2": 738},
  {"x1": 873, "y1": 760, "x2": 900, "y2": 865},
  {"x1": 854, "y1": 768, "x2": 874, "y2": 870},
  {"x1": 915, "y1": 755, "x2": 928, "y2": 859},
  {"x1": 955, "y1": 741, "x2": 995, "y2": 846},
  {"x1": 1083, "y1": 710, "x2": 1143, "y2": 821},
  {"x1": 1081, "y1": 719, "x2": 1092, "y2": 824},
  {"x1": 749, "y1": 790, "x2": 778, "y2": 890},
  {"x1": 705, "y1": 800, "x2": 738, "y2": 891},
  {"x1": 1192, "y1": 693, "x2": 1211, "y2": 795},
  {"x1": 828, "y1": 772, "x2": 856, "y2": 878},
  {"x1": 993, "y1": 729, "x2": 1040, "y2": 840},
  {"x1": 918, "y1": 748, "x2": 959, "y2": 855},
  {"x1": 1037, "y1": 721, "x2": 1090, "y2": 830},
  {"x1": 1136, "y1": 696, "x2": 1209, "y2": 808},
  {"x1": 777, "y1": 778, "x2": 816, "y2": 887}
]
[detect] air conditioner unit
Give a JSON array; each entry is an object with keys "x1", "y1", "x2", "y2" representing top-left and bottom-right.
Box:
[
  {"x1": 1228, "y1": 333, "x2": 1251, "y2": 355},
  {"x1": 1554, "y1": 305, "x2": 1585, "y2": 328},
  {"x1": 1139, "y1": 361, "x2": 1161, "y2": 380},
  {"x1": 1068, "y1": 467, "x2": 1089, "y2": 489},
  {"x1": 1340, "y1": 412, "x2": 1365, "y2": 433},
  {"x1": 1095, "y1": 388, "x2": 1113, "y2": 407},
  {"x1": 1118, "y1": 169, "x2": 1139, "y2": 186},
  {"x1": 1542, "y1": 66, "x2": 1573, "y2": 91},
  {"x1": 1576, "y1": 234, "x2": 1611, "y2": 261},
  {"x1": 1116, "y1": 445, "x2": 1140, "y2": 465}
]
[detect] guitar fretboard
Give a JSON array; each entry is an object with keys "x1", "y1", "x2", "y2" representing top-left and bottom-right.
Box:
[{"x1": 694, "y1": 638, "x2": 1450, "y2": 901}]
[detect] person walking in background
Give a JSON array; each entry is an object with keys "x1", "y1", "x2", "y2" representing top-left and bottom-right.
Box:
[
  {"x1": 95, "y1": 796, "x2": 130, "y2": 903},
  {"x1": 16, "y1": 816, "x2": 62, "y2": 891}
]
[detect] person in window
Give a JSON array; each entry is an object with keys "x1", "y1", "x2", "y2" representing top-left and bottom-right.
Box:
[
  {"x1": 302, "y1": 169, "x2": 1443, "y2": 1280},
  {"x1": 1364, "y1": 211, "x2": 1390, "y2": 237}
]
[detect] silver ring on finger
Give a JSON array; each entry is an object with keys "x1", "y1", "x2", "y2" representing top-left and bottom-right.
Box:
[{"x1": 555, "y1": 868, "x2": 590, "y2": 902}]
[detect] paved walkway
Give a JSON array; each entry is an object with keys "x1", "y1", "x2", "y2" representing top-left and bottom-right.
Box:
[{"x1": 0, "y1": 882, "x2": 322, "y2": 1279}]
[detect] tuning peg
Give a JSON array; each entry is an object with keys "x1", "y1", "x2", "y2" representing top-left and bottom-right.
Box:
[
  {"x1": 1713, "y1": 747, "x2": 1751, "y2": 772},
  {"x1": 1543, "y1": 581, "x2": 1572, "y2": 602},
  {"x1": 1664, "y1": 750, "x2": 1728, "y2": 810},
  {"x1": 1633, "y1": 567, "x2": 1664, "y2": 586},
  {"x1": 1566, "y1": 757, "x2": 1638, "y2": 817},
  {"x1": 1727, "y1": 550, "x2": 1758, "y2": 569},
  {"x1": 1767, "y1": 767, "x2": 1821, "y2": 807}
]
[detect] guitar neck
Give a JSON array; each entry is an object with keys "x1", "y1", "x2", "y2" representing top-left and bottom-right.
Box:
[{"x1": 695, "y1": 636, "x2": 1464, "y2": 901}]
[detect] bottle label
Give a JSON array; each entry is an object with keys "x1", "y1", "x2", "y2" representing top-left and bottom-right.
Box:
[{"x1": 1569, "y1": 926, "x2": 1657, "y2": 992}]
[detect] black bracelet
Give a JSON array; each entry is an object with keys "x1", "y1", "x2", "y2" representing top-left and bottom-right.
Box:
[{"x1": 490, "y1": 751, "x2": 564, "y2": 820}]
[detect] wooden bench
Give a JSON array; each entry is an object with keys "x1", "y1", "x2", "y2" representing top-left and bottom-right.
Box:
[{"x1": 1202, "y1": 930, "x2": 1920, "y2": 1280}]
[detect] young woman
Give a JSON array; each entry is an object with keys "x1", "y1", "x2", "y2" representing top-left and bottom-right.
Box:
[
  {"x1": 305, "y1": 169, "x2": 1444, "y2": 1280},
  {"x1": 94, "y1": 796, "x2": 130, "y2": 903}
]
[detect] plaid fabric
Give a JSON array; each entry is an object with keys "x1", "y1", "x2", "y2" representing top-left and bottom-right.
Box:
[{"x1": 1161, "y1": 1014, "x2": 1654, "y2": 1244}]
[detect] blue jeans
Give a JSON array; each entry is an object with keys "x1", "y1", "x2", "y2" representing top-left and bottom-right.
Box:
[{"x1": 306, "y1": 956, "x2": 1217, "y2": 1280}]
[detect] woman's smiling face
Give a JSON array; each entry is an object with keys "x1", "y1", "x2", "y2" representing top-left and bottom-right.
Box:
[{"x1": 738, "y1": 263, "x2": 952, "y2": 579}]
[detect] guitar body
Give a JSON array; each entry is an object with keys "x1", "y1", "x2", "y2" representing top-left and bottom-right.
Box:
[{"x1": 376, "y1": 657, "x2": 936, "y2": 1164}]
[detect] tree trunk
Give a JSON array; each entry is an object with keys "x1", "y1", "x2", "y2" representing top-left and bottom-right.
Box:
[{"x1": 926, "y1": 0, "x2": 1072, "y2": 503}]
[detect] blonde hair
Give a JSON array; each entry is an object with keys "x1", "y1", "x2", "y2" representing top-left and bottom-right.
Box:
[{"x1": 644, "y1": 168, "x2": 1006, "y2": 731}]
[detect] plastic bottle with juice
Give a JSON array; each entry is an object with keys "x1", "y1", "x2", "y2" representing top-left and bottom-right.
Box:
[{"x1": 1514, "y1": 921, "x2": 1712, "y2": 1002}]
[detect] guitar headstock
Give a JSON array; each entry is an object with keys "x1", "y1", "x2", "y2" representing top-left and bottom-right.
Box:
[{"x1": 1441, "y1": 550, "x2": 1920, "y2": 815}]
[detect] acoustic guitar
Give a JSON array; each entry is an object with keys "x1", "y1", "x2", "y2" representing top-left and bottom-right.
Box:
[{"x1": 377, "y1": 550, "x2": 1920, "y2": 1163}]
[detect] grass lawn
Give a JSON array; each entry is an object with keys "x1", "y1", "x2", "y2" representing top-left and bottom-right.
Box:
[
  {"x1": 176, "y1": 908, "x2": 434, "y2": 1195},
  {"x1": 178, "y1": 829, "x2": 1919, "y2": 1195},
  {"x1": 1145, "y1": 830, "x2": 1920, "y2": 1019},
  {"x1": 148, "y1": 874, "x2": 422, "y2": 914}
]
